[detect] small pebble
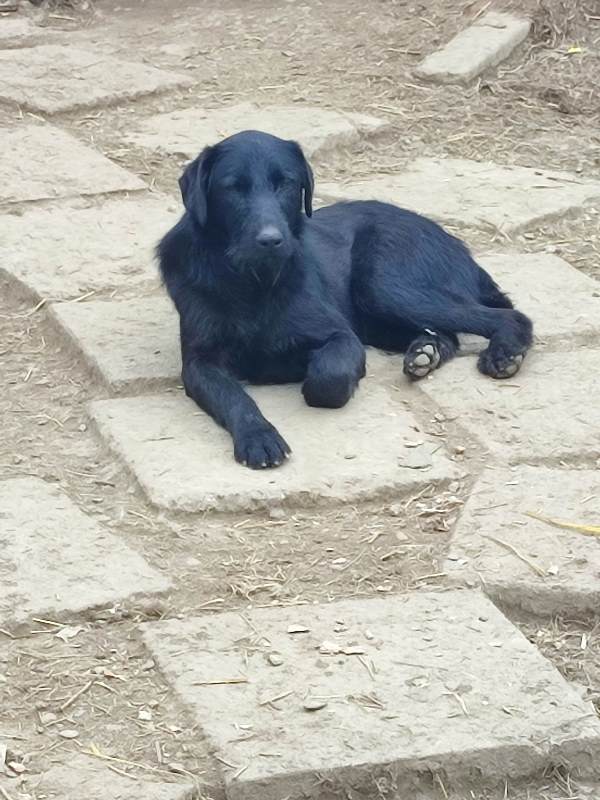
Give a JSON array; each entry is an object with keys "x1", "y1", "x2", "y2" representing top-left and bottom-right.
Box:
[
  {"x1": 267, "y1": 653, "x2": 284, "y2": 666},
  {"x1": 303, "y1": 699, "x2": 328, "y2": 712},
  {"x1": 287, "y1": 624, "x2": 310, "y2": 634},
  {"x1": 58, "y1": 729, "x2": 79, "y2": 739},
  {"x1": 319, "y1": 640, "x2": 340, "y2": 655}
]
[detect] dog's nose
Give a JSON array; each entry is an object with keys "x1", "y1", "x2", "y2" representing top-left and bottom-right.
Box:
[{"x1": 256, "y1": 226, "x2": 284, "y2": 248}]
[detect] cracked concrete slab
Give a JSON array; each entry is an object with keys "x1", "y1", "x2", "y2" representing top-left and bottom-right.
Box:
[
  {"x1": 51, "y1": 293, "x2": 180, "y2": 391},
  {"x1": 458, "y1": 252, "x2": 600, "y2": 354},
  {"x1": 417, "y1": 350, "x2": 600, "y2": 465},
  {"x1": 1, "y1": 195, "x2": 178, "y2": 300},
  {"x1": 0, "y1": 45, "x2": 193, "y2": 113},
  {"x1": 415, "y1": 12, "x2": 530, "y2": 84},
  {"x1": 125, "y1": 102, "x2": 388, "y2": 159},
  {"x1": 0, "y1": 124, "x2": 145, "y2": 206},
  {"x1": 89, "y1": 381, "x2": 459, "y2": 512},
  {"x1": 141, "y1": 590, "x2": 600, "y2": 800},
  {"x1": 318, "y1": 158, "x2": 600, "y2": 233},
  {"x1": 0, "y1": 477, "x2": 171, "y2": 627},
  {"x1": 445, "y1": 465, "x2": 600, "y2": 616}
]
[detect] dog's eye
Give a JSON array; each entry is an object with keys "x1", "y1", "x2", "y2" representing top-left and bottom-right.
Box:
[
  {"x1": 271, "y1": 173, "x2": 294, "y2": 190},
  {"x1": 221, "y1": 176, "x2": 250, "y2": 193},
  {"x1": 233, "y1": 178, "x2": 250, "y2": 193}
]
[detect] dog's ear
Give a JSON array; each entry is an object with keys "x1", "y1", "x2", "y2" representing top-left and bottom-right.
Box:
[
  {"x1": 289, "y1": 141, "x2": 314, "y2": 217},
  {"x1": 178, "y1": 146, "x2": 214, "y2": 227},
  {"x1": 302, "y1": 157, "x2": 314, "y2": 218}
]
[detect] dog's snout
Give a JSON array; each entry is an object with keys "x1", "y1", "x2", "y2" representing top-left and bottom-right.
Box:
[{"x1": 256, "y1": 226, "x2": 284, "y2": 249}]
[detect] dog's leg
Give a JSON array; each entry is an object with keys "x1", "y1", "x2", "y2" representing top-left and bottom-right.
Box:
[
  {"x1": 183, "y1": 358, "x2": 290, "y2": 468},
  {"x1": 365, "y1": 287, "x2": 533, "y2": 380},
  {"x1": 403, "y1": 330, "x2": 458, "y2": 380},
  {"x1": 302, "y1": 332, "x2": 366, "y2": 408}
]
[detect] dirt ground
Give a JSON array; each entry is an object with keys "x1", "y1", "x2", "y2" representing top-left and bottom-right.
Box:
[{"x1": 1, "y1": 0, "x2": 599, "y2": 798}]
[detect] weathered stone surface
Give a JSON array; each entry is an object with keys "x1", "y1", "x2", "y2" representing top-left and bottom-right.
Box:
[
  {"x1": 31, "y1": 755, "x2": 192, "y2": 799},
  {"x1": 445, "y1": 466, "x2": 600, "y2": 616},
  {"x1": 415, "y1": 12, "x2": 530, "y2": 84},
  {"x1": 89, "y1": 381, "x2": 458, "y2": 512},
  {"x1": 1, "y1": 195, "x2": 177, "y2": 299},
  {"x1": 0, "y1": 478, "x2": 171, "y2": 626},
  {"x1": 51, "y1": 293, "x2": 180, "y2": 391},
  {"x1": 0, "y1": 124, "x2": 145, "y2": 206},
  {"x1": 418, "y1": 350, "x2": 600, "y2": 464},
  {"x1": 318, "y1": 158, "x2": 600, "y2": 234},
  {"x1": 142, "y1": 590, "x2": 600, "y2": 800},
  {"x1": 0, "y1": 15, "x2": 42, "y2": 47},
  {"x1": 0, "y1": 45, "x2": 192, "y2": 114},
  {"x1": 125, "y1": 102, "x2": 388, "y2": 159},
  {"x1": 458, "y1": 252, "x2": 600, "y2": 354}
]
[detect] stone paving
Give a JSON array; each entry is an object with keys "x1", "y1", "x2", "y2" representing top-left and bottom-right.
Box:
[
  {"x1": 0, "y1": 45, "x2": 193, "y2": 114},
  {"x1": 415, "y1": 12, "x2": 531, "y2": 85},
  {"x1": 444, "y1": 466, "x2": 600, "y2": 616},
  {"x1": 2, "y1": 8, "x2": 600, "y2": 800},
  {"x1": 89, "y1": 378, "x2": 460, "y2": 512},
  {"x1": 0, "y1": 124, "x2": 145, "y2": 205},
  {"x1": 142, "y1": 591, "x2": 600, "y2": 800},
  {"x1": 51, "y1": 294, "x2": 180, "y2": 390},
  {"x1": 125, "y1": 102, "x2": 388, "y2": 159},
  {"x1": 465, "y1": 252, "x2": 600, "y2": 351},
  {"x1": 418, "y1": 350, "x2": 600, "y2": 465},
  {"x1": 1, "y1": 194, "x2": 178, "y2": 300},
  {"x1": 0, "y1": 478, "x2": 171, "y2": 628},
  {"x1": 318, "y1": 157, "x2": 600, "y2": 234}
]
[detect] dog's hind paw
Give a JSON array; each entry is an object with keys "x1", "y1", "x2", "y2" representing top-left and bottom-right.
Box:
[
  {"x1": 403, "y1": 342, "x2": 441, "y2": 380},
  {"x1": 234, "y1": 424, "x2": 291, "y2": 469},
  {"x1": 477, "y1": 346, "x2": 525, "y2": 379}
]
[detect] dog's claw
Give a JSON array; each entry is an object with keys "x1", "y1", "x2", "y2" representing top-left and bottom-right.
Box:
[{"x1": 234, "y1": 424, "x2": 291, "y2": 469}]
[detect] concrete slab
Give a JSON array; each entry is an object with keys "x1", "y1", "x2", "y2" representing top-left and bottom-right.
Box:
[
  {"x1": 0, "y1": 195, "x2": 178, "y2": 300},
  {"x1": 33, "y1": 755, "x2": 192, "y2": 799},
  {"x1": 0, "y1": 15, "x2": 43, "y2": 47},
  {"x1": 318, "y1": 158, "x2": 600, "y2": 234},
  {"x1": 89, "y1": 382, "x2": 459, "y2": 512},
  {"x1": 0, "y1": 477, "x2": 171, "y2": 627},
  {"x1": 141, "y1": 590, "x2": 600, "y2": 800},
  {"x1": 125, "y1": 102, "x2": 388, "y2": 159},
  {"x1": 51, "y1": 293, "x2": 180, "y2": 391},
  {"x1": 0, "y1": 124, "x2": 145, "y2": 206},
  {"x1": 415, "y1": 12, "x2": 530, "y2": 84},
  {"x1": 418, "y1": 350, "x2": 600, "y2": 465},
  {"x1": 458, "y1": 252, "x2": 600, "y2": 354},
  {"x1": 445, "y1": 466, "x2": 600, "y2": 616},
  {"x1": 0, "y1": 45, "x2": 193, "y2": 114}
]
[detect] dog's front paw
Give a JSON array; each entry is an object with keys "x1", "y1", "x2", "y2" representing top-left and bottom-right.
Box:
[{"x1": 234, "y1": 424, "x2": 291, "y2": 469}]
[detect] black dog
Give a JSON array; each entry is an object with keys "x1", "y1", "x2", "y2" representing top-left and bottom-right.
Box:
[{"x1": 158, "y1": 130, "x2": 533, "y2": 469}]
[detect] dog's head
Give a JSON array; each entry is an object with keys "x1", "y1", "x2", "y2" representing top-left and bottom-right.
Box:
[{"x1": 178, "y1": 130, "x2": 313, "y2": 281}]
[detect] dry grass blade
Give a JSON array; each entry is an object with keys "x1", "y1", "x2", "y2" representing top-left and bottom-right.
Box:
[
  {"x1": 526, "y1": 511, "x2": 600, "y2": 537},
  {"x1": 484, "y1": 535, "x2": 547, "y2": 577},
  {"x1": 192, "y1": 677, "x2": 248, "y2": 686}
]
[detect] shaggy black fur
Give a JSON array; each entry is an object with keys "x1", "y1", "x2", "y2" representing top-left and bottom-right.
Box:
[{"x1": 158, "y1": 130, "x2": 533, "y2": 468}]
